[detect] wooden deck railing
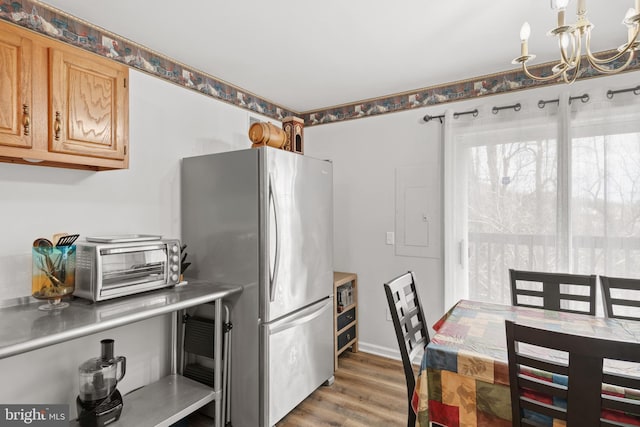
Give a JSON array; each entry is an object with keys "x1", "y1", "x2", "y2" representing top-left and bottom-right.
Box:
[{"x1": 468, "y1": 232, "x2": 640, "y2": 304}]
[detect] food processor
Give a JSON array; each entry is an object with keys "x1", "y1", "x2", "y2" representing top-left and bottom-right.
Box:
[{"x1": 76, "y1": 339, "x2": 126, "y2": 427}]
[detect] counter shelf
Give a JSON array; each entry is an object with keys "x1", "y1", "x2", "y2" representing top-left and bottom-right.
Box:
[{"x1": 0, "y1": 280, "x2": 242, "y2": 427}]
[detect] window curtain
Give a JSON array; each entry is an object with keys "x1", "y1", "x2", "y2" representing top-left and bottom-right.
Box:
[
  {"x1": 569, "y1": 92, "x2": 640, "y2": 277},
  {"x1": 443, "y1": 89, "x2": 640, "y2": 309}
]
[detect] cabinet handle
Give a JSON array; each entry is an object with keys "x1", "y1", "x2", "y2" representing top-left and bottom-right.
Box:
[
  {"x1": 22, "y1": 105, "x2": 30, "y2": 136},
  {"x1": 54, "y1": 111, "x2": 61, "y2": 141}
]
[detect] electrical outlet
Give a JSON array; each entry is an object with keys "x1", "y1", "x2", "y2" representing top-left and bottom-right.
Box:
[{"x1": 386, "y1": 307, "x2": 392, "y2": 321}]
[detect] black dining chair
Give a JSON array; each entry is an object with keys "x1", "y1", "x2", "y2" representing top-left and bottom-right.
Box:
[
  {"x1": 505, "y1": 319, "x2": 640, "y2": 426},
  {"x1": 383, "y1": 271, "x2": 429, "y2": 427},
  {"x1": 509, "y1": 269, "x2": 597, "y2": 315},
  {"x1": 600, "y1": 275, "x2": 640, "y2": 320}
]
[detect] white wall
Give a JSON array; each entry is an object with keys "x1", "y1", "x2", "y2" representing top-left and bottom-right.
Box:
[
  {"x1": 305, "y1": 70, "x2": 640, "y2": 360},
  {"x1": 304, "y1": 110, "x2": 444, "y2": 359},
  {"x1": 0, "y1": 69, "x2": 267, "y2": 416}
]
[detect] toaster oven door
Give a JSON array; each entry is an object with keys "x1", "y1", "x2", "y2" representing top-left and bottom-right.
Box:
[{"x1": 99, "y1": 244, "x2": 168, "y2": 297}]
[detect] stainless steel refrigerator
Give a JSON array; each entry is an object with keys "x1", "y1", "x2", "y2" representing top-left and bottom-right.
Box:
[{"x1": 181, "y1": 147, "x2": 334, "y2": 427}]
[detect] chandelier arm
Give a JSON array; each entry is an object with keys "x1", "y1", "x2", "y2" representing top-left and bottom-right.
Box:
[
  {"x1": 522, "y1": 62, "x2": 568, "y2": 82},
  {"x1": 569, "y1": 32, "x2": 579, "y2": 66},
  {"x1": 563, "y1": 53, "x2": 582, "y2": 84},
  {"x1": 559, "y1": 36, "x2": 571, "y2": 65},
  {"x1": 587, "y1": 47, "x2": 635, "y2": 74},
  {"x1": 516, "y1": 8, "x2": 639, "y2": 81},
  {"x1": 570, "y1": 31, "x2": 581, "y2": 67},
  {"x1": 585, "y1": 25, "x2": 639, "y2": 65},
  {"x1": 560, "y1": 31, "x2": 579, "y2": 67}
]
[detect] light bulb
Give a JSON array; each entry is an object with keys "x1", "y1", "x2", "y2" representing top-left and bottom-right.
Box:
[
  {"x1": 520, "y1": 22, "x2": 531, "y2": 41},
  {"x1": 625, "y1": 8, "x2": 637, "y2": 43},
  {"x1": 625, "y1": 7, "x2": 636, "y2": 23},
  {"x1": 551, "y1": 0, "x2": 570, "y2": 10}
]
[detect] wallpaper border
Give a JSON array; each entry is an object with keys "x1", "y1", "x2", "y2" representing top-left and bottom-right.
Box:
[
  {"x1": 3, "y1": 0, "x2": 638, "y2": 128},
  {"x1": 300, "y1": 57, "x2": 640, "y2": 126}
]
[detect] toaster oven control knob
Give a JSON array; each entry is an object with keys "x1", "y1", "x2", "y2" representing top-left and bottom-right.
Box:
[
  {"x1": 172, "y1": 255, "x2": 179, "y2": 263},
  {"x1": 172, "y1": 274, "x2": 179, "y2": 282},
  {"x1": 171, "y1": 264, "x2": 179, "y2": 272},
  {"x1": 171, "y1": 245, "x2": 179, "y2": 253}
]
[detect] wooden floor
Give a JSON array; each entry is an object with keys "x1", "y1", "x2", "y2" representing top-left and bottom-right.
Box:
[
  {"x1": 276, "y1": 351, "x2": 407, "y2": 427},
  {"x1": 187, "y1": 351, "x2": 407, "y2": 427}
]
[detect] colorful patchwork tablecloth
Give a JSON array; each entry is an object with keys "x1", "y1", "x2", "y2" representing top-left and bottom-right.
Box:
[{"x1": 414, "y1": 299, "x2": 640, "y2": 427}]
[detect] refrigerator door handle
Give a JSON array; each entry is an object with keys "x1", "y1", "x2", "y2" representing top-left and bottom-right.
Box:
[
  {"x1": 268, "y1": 298, "x2": 332, "y2": 335},
  {"x1": 268, "y1": 173, "x2": 281, "y2": 302}
]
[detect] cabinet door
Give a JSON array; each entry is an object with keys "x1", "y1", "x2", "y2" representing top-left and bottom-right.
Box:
[
  {"x1": 0, "y1": 26, "x2": 32, "y2": 148},
  {"x1": 49, "y1": 48, "x2": 128, "y2": 160}
]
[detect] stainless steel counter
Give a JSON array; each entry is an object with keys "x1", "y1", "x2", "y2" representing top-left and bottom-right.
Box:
[{"x1": 0, "y1": 280, "x2": 242, "y2": 359}]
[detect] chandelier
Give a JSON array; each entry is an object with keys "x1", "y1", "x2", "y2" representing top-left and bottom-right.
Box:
[{"x1": 512, "y1": 0, "x2": 640, "y2": 83}]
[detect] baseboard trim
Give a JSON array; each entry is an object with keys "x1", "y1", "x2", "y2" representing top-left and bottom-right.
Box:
[
  {"x1": 357, "y1": 342, "x2": 401, "y2": 360},
  {"x1": 356, "y1": 342, "x2": 423, "y2": 365}
]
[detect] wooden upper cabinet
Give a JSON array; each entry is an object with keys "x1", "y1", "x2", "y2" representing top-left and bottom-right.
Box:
[
  {"x1": 0, "y1": 25, "x2": 32, "y2": 149},
  {"x1": 49, "y1": 48, "x2": 128, "y2": 161},
  {"x1": 0, "y1": 20, "x2": 128, "y2": 170}
]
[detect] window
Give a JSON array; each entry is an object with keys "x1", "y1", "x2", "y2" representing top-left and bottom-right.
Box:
[{"x1": 444, "y1": 94, "x2": 640, "y2": 307}]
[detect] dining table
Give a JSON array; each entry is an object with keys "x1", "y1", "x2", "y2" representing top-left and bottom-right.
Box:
[{"x1": 412, "y1": 299, "x2": 640, "y2": 427}]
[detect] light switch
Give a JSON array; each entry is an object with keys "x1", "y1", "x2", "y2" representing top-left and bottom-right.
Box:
[{"x1": 386, "y1": 231, "x2": 395, "y2": 245}]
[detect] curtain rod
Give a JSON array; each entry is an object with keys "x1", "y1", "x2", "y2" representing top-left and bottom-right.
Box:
[
  {"x1": 607, "y1": 85, "x2": 640, "y2": 99},
  {"x1": 423, "y1": 114, "x2": 445, "y2": 124},
  {"x1": 422, "y1": 108, "x2": 479, "y2": 123},
  {"x1": 537, "y1": 94, "x2": 589, "y2": 108},
  {"x1": 538, "y1": 98, "x2": 560, "y2": 109},
  {"x1": 453, "y1": 109, "x2": 479, "y2": 119},
  {"x1": 423, "y1": 84, "x2": 639, "y2": 122},
  {"x1": 492, "y1": 103, "x2": 521, "y2": 115},
  {"x1": 569, "y1": 94, "x2": 590, "y2": 104}
]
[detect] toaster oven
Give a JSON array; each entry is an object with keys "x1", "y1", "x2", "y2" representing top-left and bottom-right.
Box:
[{"x1": 74, "y1": 237, "x2": 182, "y2": 302}]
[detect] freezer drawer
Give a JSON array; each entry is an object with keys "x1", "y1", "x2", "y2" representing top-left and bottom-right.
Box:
[{"x1": 262, "y1": 297, "x2": 333, "y2": 426}]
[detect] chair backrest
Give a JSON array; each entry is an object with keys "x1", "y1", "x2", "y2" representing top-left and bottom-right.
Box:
[
  {"x1": 509, "y1": 269, "x2": 597, "y2": 315},
  {"x1": 383, "y1": 271, "x2": 429, "y2": 427},
  {"x1": 506, "y1": 320, "x2": 640, "y2": 427},
  {"x1": 600, "y1": 275, "x2": 640, "y2": 320}
]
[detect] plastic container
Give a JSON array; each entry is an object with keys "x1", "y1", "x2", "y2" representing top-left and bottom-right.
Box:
[{"x1": 32, "y1": 245, "x2": 76, "y2": 310}]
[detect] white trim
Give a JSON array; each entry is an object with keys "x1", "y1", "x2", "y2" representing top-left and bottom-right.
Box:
[{"x1": 355, "y1": 342, "x2": 423, "y2": 365}]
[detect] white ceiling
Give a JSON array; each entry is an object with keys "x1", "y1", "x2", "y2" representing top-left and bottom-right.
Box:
[{"x1": 42, "y1": 0, "x2": 633, "y2": 112}]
